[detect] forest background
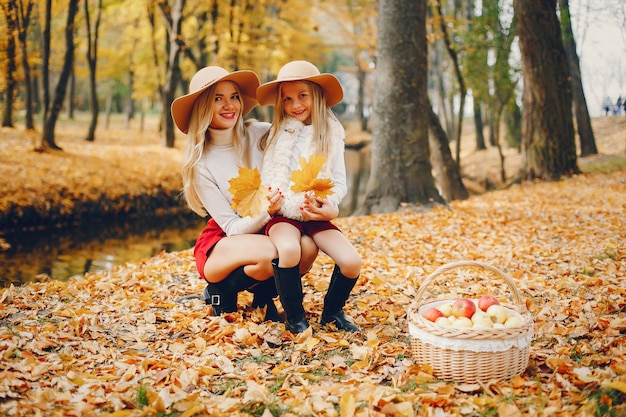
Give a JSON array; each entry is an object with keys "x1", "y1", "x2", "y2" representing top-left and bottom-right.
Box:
[
  {"x1": 1, "y1": 0, "x2": 625, "y2": 231},
  {"x1": 1, "y1": 0, "x2": 626, "y2": 416}
]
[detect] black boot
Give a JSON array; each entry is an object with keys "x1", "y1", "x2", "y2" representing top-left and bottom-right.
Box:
[
  {"x1": 272, "y1": 259, "x2": 309, "y2": 334},
  {"x1": 203, "y1": 266, "x2": 256, "y2": 315},
  {"x1": 321, "y1": 265, "x2": 360, "y2": 332},
  {"x1": 250, "y1": 278, "x2": 283, "y2": 322}
]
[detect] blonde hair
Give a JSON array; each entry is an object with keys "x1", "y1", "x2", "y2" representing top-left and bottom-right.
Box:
[
  {"x1": 181, "y1": 82, "x2": 253, "y2": 217},
  {"x1": 260, "y1": 80, "x2": 336, "y2": 156}
]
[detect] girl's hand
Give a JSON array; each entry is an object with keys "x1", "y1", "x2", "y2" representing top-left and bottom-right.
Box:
[
  {"x1": 300, "y1": 193, "x2": 338, "y2": 221},
  {"x1": 267, "y1": 187, "x2": 283, "y2": 216}
]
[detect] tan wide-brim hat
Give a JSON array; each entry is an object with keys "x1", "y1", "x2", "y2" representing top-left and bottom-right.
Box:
[
  {"x1": 256, "y1": 60, "x2": 343, "y2": 107},
  {"x1": 171, "y1": 66, "x2": 260, "y2": 134}
]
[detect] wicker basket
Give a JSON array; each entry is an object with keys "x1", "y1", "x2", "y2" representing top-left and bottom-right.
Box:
[{"x1": 407, "y1": 260, "x2": 533, "y2": 383}]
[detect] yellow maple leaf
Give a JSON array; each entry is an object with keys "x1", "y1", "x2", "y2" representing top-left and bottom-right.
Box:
[
  {"x1": 228, "y1": 166, "x2": 269, "y2": 217},
  {"x1": 290, "y1": 154, "x2": 335, "y2": 199}
]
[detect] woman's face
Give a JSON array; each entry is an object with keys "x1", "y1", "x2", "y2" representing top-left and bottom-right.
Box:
[
  {"x1": 280, "y1": 81, "x2": 313, "y2": 125},
  {"x1": 209, "y1": 81, "x2": 242, "y2": 130}
]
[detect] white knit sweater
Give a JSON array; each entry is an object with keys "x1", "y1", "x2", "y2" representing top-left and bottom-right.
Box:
[{"x1": 261, "y1": 117, "x2": 348, "y2": 221}]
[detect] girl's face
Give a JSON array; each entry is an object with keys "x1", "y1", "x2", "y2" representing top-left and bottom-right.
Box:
[
  {"x1": 209, "y1": 81, "x2": 242, "y2": 130},
  {"x1": 280, "y1": 81, "x2": 313, "y2": 125}
]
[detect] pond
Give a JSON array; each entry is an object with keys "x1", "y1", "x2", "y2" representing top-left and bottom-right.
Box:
[{"x1": 0, "y1": 215, "x2": 207, "y2": 289}]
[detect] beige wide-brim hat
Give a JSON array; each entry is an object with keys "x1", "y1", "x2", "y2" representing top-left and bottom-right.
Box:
[
  {"x1": 256, "y1": 60, "x2": 343, "y2": 107},
  {"x1": 171, "y1": 66, "x2": 260, "y2": 134}
]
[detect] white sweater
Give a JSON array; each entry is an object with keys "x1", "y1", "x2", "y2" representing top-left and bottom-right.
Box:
[
  {"x1": 195, "y1": 121, "x2": 272, "y2": 236},
  {"x1": 261, "y1": 117, "x2": 347, "y2": 221}
]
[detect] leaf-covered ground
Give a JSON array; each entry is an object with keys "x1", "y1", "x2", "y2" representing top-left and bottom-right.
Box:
[
  {"x1": 0, "y1": 117, "x2": 187, "y2": 231},
  {"x1": 1, "y1": 165, "x2": 625, "y2": 416}
]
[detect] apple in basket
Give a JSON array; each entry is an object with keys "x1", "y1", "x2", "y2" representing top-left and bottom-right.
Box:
[
  {"x1": 451, "y1": 298, "x2": 476, "y2": 319},
  {"x1": 423, "y1": 307, "x2": 445, "y2": 322},
  {"x1": 477, "y1": 294, "x2": 500, "y2": 312}
]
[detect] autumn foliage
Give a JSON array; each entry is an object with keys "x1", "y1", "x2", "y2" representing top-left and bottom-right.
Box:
[{"x1": 1, "y1": 166, "x2": 625, "y2": 415}]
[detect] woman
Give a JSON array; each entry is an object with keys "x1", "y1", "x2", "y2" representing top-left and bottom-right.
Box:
[{"x1": 170, "y1": 66, "x2": 322, "y2": 321}]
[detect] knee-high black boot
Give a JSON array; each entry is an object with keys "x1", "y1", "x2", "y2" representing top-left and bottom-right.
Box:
[
  {"x1": 250, "y1": 278, "x2": 282, "y2": 322},
  {"x1": 321, "y1": 265, "x2": 360, "y2": 332},
  {"x1": 203, "y1": 266, "x2": 256, "y2": 315},
  {"x1": 272, "y1": 259, "x2": 309, "y2": 334}
]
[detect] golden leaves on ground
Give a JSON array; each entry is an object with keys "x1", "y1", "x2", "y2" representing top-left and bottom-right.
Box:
[
  {"x1": 0, "y1": 125, "x2": 186, "y2": 230},
  {"x1": 1, "y1": 169, "x2": 625, "y2": 416},
  {"x1": 228, "y1": 166, "x2": 269, "y2": 218},
  {"x1": 290, "y1": 154, "x2": 335, "y2": 199}
]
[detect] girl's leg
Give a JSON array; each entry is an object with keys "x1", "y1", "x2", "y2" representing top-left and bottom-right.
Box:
[
  {"x1": 312, "y1": 229, "x2": 361, "y2": 332},
  {"x1": 267, "y1": 222, "x2": 310, "y2": 333},
  {"x1": 299, "y1": 234, "x2": 319, "y2": 275},
  {"x1": 312, "y1": 229, "x2": 361, "y2": 278},
  {"x1": 267, "y1": 222, "x2": 302, "y2": 268},
  {"x1": 203, "y1": 234, "x2": 277, "y2": 283}
]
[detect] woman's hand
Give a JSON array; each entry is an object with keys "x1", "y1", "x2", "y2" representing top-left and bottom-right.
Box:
[
  {"x1": 300, "y1": 192, "x2": 338, "y2": 221},
  {"x1": 267, "y1": 187, "x2": 283, "y2": 216}
]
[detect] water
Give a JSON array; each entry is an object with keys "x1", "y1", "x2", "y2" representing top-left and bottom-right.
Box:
[{"x1": 0, "y1": 215, "x2": 207, "y2": 288}]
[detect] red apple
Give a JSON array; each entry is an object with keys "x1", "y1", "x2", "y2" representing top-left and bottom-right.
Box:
[
  {"x1": 477, "y1": 295, "x2": 500, "y2": 312},
  {"x1": 451, "y1": 298, "x2": 476, "y2": 319},
  {"x1": 423, "y1": 307, "x2": 445, "y2": 322}
]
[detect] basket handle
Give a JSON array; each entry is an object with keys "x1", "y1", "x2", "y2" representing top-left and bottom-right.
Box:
[{"x1": 413, "y1": 260, "x2": 527, "y2": 311}]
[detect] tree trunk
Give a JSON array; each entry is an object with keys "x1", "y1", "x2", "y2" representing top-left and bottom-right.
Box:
[
  {"x1": 41, "y1": 0, "x2": 79, "y2": 150},
  {"x1": 125, "y1": 68, "x2": 134, "y2": 129},
  {"x1": 357, "y1": 66, "x2": 368, "y2": 132},
  {"x1": 473, "y1": 98, "x2": 486, "y2": 150},
  {"x1": 1, "y1": 0, "x2": 18, "y2": 128},
  {"x1": 433, "y1": 0, "x2": 467, "y2": 168},
  {"x1": 514, "y1": 0, "x2": 579, "y2": 180},
  {"x1": 357, "y1": 0, "x2": 443, "y2": 215},
  {"x1": 428, "y1": 101, "x2": 469, "y2": 202},
  {"x1": 42, "y1": 0, "x2": 52, "y2": 123},
  {"x1": 557, "y1": 0, "x2": 597, "y2": 157},
  {"x1": 158, "y1": 0, "x2": 185, "y2": 148},
  {"x1": 16, "y1": 0, "x2": 36, "y2": 130},
  {"x1": 147, "y1": 0, "x2": 163, "y2": 120},
  {"x1": 85, "y1": 0, "x2": 102, "y2": 142},
  {"x1": 66, "y1": 62, "x2": 75, "y2": 119}
]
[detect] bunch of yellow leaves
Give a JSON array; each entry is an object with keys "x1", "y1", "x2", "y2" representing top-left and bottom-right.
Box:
[
  {"x1": 228, "y1": 167, "x2": 269, "y2": 218},
  {"x1": 228, "y1": 155, "x2": 334, "y2": 218}
]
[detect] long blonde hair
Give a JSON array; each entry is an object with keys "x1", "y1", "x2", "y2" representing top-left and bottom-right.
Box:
[
  {"x1": 181, "y1": 82, "x2": 252, "y2": 217},
  {"x1": 260, "y1": 80, "x2": 336, "y2": 156}
]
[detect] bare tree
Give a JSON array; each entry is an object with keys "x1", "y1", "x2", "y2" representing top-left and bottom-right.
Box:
[
  {"x1": 1, "y1": 0, "x2": 18, "y2": 127},
  {"x1": 514, "y1": 0, "x2": 580, "y2": 180},
  {"x1": 15, "y1": 0, "x2": 36, "y2": 130},
  {"x1": 558, "y1": 0, "x2": 597, "y2": 157},
  {"x1": 40, "y1": 0, "x2": 80, "y2": 150},
  {"x1": 41, "y1": 0, "x2": 52, "y2": 122},
  {"x1": 158, "y1": 0, "x2": 186, "y2": 148},
  {"x1": 432, "y1": 0, "x2": 467, "y2": 168},
  {"x1": 85, "y1": 0, "x2": 103, "y2": 142},
  {"x1": 358, "y1": 0, "x2": 443, "y2": 214},
  {"x1": 428, "y1": 100, "x2": 468, "y2": 202}
]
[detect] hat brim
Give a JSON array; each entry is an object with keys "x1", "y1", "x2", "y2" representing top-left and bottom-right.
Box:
[
  {"x1": 256, "y1": 73, "x2": 343, "y2": 107},
  {"x1": 171, "y1": 70, "x2": 260, "y2": 134}
]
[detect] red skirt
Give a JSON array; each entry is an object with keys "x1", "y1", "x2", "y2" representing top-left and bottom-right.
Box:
[
  {"x1": 265, "y1": 215, "x2": 339, "y2": 235},
  {"x1": 193, "y1": 218, "x2": 226, "y2": 280}
]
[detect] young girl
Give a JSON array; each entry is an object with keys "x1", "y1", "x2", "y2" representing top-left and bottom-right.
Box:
[
  {"x1": 256, "y1": 60, "x2": 362, "y2": 333},
  {"x1": 171, "y1": 66, "x2": 321, "y2": 321}
]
